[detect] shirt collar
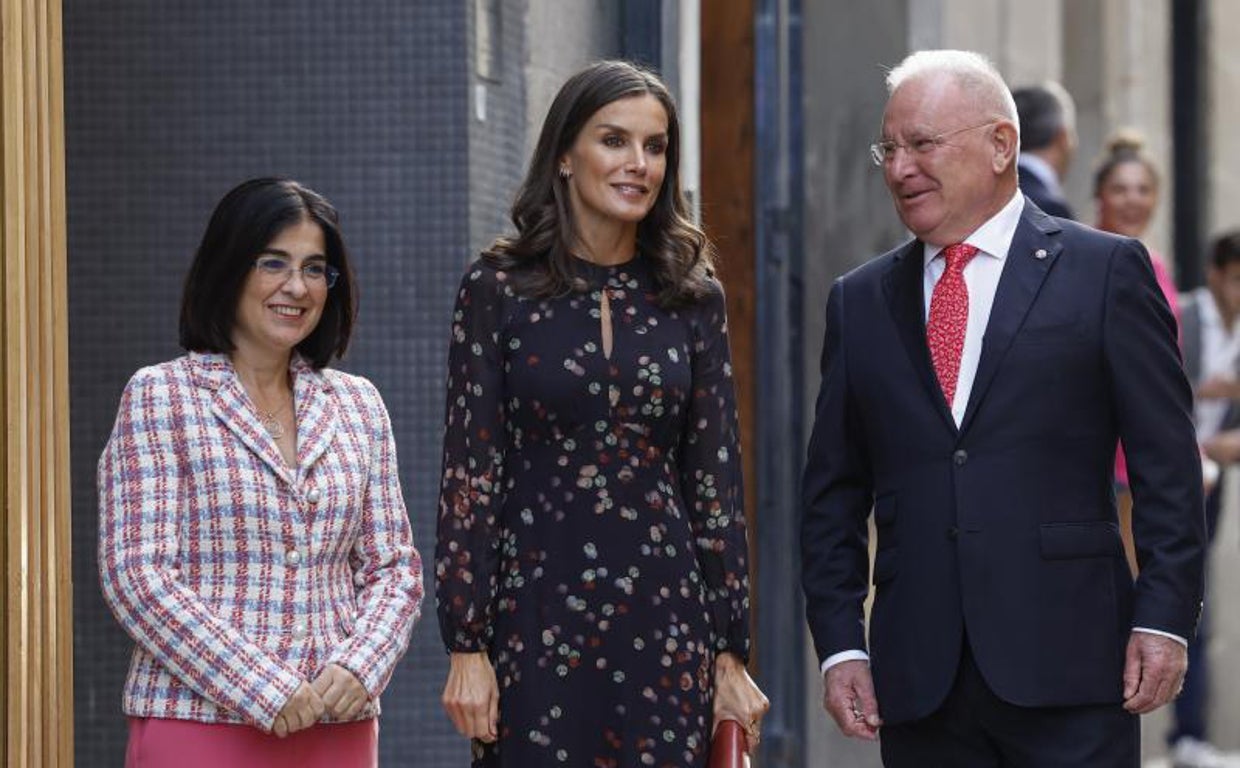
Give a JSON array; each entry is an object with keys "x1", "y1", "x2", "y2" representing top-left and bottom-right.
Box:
[
  {"x1": 1017, "y1": 153, "x2": 1063, "y2": 195},
  {"x1": 923, "y1": 190, "x2": 1025, "y2": 267}
]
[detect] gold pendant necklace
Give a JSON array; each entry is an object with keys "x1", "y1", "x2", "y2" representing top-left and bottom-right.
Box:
[
  {"x1": 260, "y1": 409, "x2": 287, "y2": 439},
  {"x1": 255, "y1": 396, "x2": 292, "y2": 439}
]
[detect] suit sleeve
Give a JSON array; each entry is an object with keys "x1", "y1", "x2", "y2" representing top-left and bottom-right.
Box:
[
  {"x1": 801, "y1": 278, "x2": 875, "y2": 663},
  {"x1": 327, "y1": 379, "x2": 424, "y2": 697},
  {"x1": 1102, "y1": 240, "x2": 1205, "y2": 639}
]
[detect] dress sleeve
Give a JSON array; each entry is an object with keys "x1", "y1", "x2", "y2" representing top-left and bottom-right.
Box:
[
  {"x1": 327, "y1": 379, "x2": 424, "y2": 697},
  {"x1": 679, "y1": 280, "x2": 752, "y2": 661},
  {"x1": 435, "y1": 262, "x2": 509, "y2": 653},
  {"x1": 97, "y1": 367, "x2": 304, "y2": 730}
]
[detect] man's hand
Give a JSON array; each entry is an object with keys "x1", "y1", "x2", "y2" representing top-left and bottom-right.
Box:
[
  {"x1": 823, "y1": 660, "x2": 882, "y2": 740},
  {"x1": 1203, "y1": 429, "x2": 1240, "y2": 464},
  {"x1": 272, "y1": 681, "x2": 326, "y2": 738},
  {"x1": 442, "y1": 651, "x2": 500, "y2": 743},
  {"x1": 1122, "y1": 632, "x2": 1188, "y2": 714},
  {"x1": 311, "y1": 663, "x2": 370, "y2": 721},
  {"x1": 1195, "y1": 375, "x2": 1240, "y2": 400}
]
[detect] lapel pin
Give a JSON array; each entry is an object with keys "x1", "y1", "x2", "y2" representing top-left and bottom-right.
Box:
[{"x1": 1034, "y1": 248, "x2": 1048, "y2": 260}]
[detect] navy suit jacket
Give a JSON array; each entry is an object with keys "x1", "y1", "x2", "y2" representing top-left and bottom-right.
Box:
[
  {"x1": 801, "y1": 201, "x2": 1205, "y2": 725},
  {"x1": 1018, "y1": 165, "x2": 1075, "y2": 220}
]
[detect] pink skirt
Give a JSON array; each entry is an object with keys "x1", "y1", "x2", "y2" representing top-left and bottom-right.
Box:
[{"x1": 124, "y1": 717, "x2": 378, "y2": 768}]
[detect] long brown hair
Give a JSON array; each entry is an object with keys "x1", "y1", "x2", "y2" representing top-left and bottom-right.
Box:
[{"x1": 484, "y1": 60, "x2": 715, "y2": 307}]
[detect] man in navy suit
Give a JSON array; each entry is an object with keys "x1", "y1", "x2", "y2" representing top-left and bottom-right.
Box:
[
  {"x1": 801, "y1": 50, "x2": 1205, "y2": 766},
  {"x1": 1013, "y1": 82, "x2": 1077, "y2": 219}
]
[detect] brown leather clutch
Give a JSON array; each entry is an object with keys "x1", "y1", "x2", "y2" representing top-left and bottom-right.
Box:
[{"x1": 708, "y1": 719, "x2": 750, "y2": 768}]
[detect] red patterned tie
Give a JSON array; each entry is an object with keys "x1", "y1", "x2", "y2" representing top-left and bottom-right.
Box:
[{"x1": 927, "y1": 243, "x2": 979, "y2": 407}]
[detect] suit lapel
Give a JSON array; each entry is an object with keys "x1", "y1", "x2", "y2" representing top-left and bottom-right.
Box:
[
  {"x1": 883, "y1": 240, "x2": 958, "y2": 432},
  {"x1": 191, "y1": 352, "x2": 339, "y2": 486},
  {"x1": 293, "y1": 362, "x2": 339, "y2": 480},
  {"x1": 192, "y1": 352, "x2": 296, "y2": 485},
  {"x1": 958, "y1": 207, "x2": 1063, "y2": 436}
]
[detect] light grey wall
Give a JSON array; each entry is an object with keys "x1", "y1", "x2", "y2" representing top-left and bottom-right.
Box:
[
  {"x1": 523, "y1": 1, "x2": 623, "y2": 165},
  {"x1": 466, "y1": 0, "x2": 622, "y2": 256},
  {"x1": 800, "y1": 2, "x2": 909, "y2": 765}
]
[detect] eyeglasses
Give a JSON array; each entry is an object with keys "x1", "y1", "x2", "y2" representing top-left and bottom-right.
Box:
[
  {"x1": 869, "y1": 121, "x2": 999, "y2": 166},
  {"x1": 252, "y1": 254, "x2": 340, "y2": 288}
]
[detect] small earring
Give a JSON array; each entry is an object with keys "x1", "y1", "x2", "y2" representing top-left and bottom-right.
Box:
[{"x1": 559, "y1": 166, "x2": 572, "y2": 179}]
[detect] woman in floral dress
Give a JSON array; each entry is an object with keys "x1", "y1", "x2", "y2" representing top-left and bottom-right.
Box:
[{"x1": 435, "y1": 61, "x2": 768, "y2": 767}]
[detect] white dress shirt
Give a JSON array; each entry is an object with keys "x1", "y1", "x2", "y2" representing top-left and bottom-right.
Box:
[
  {"x1": 1192, "y1": 286, "x2": 1240, "y2": 441},
  {"x1": 821, "y1": 192, "x2": 1182, "y2": 676},
  {"x1": 922, "y1": 191, "x2": 1024, "y2": 424}
]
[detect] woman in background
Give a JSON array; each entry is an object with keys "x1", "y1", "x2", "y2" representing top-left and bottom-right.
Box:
[
  {"x1": 1096, "y1": 135, "x2": 1230, "y2": 768},
  {"x1": 1094, "y1": 131, "x2": 1180, "y2": 576},
  {"x1": 436, "y1": 61, "x2": 768, "y2": 766},
  {"x1": 99, "y1": 178, "x2": 422, "y2": 768}
]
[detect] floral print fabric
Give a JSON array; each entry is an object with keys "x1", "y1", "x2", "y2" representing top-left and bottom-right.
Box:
[{"x1": 436, "y1": 255, "x2": 750, "y2": 767}]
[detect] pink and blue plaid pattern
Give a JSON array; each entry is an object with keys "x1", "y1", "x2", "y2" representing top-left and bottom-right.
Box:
[{"x1": 98, "y1": 352, "x2": 423, "y2": 731}]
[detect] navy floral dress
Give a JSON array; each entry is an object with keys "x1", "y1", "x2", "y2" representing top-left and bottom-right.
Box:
[{"x1": 436, "y1": 254, "x2": 751, "y2": 767}]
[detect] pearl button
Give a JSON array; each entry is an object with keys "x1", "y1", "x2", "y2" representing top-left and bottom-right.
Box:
[
  {"x1": 306, "y1": 487, "x2": 321, "y2": 505},
  {"x1": 292, "y1": 623, "x2": 307, "y2": 640},
  {"x1": 285, "y1": 549, "x2": 302, "y2": 566}
]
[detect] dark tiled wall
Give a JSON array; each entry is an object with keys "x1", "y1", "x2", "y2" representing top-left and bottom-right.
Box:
[{"x1": 65, "y1": 2, "x2": 472, "y2": 764}]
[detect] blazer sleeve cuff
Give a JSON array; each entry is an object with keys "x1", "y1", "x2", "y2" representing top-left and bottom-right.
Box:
[{"x1": 248, "y1": 665, "x2": 306, "y2": 732}]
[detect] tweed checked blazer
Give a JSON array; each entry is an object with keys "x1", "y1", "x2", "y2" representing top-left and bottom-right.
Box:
[{"x1": 98, "y1": 351, "x2": 423, "y2": 731}]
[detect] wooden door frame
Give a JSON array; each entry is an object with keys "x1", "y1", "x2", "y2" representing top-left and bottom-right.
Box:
[{"x1": 1, "y1": 0, "x2": 74, "y2": 764}]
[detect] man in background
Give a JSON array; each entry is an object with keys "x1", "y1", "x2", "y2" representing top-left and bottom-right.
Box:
[
  {"x1": 1013, "y1": 82, "x2": 1077, "y2": 219},
  {"x1": 1173, "y1": 232, "x2": 1240, "y2": 768}
]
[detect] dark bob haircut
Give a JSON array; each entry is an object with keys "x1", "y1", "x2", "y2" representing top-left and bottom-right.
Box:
[
  {"x1": 484, "y1": 59, "x2": 715, "y2": 307},
  {"x1": 178, "y1": 178, "x2": 356, "y2": 369}
]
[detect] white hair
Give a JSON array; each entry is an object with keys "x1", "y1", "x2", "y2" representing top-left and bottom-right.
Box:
[{"x1": 886, "y1": 49, "x2": 1019, "y2": 129}]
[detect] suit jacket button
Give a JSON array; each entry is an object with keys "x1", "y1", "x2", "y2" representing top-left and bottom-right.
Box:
[
  {"x1": 953, "y1": 449, "x2": 968, "y2": 466},
  {"x1": 947, "y1": 526, "x2": 960, "y2": 540}
]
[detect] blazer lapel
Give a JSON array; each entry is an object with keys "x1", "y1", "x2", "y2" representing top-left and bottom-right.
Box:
[
  {"x1": 292, "y1": 361, "x2": 339, "y2": 480},
  {"x1": 191, "y1": 352, "x2": 296, "y2": 485},
  {"x1": 883, "y1": 240, "x2": 958, "y2": 432},
  {"x1": 958, "y1": 207, "x2": 1063, "y2": 435}
]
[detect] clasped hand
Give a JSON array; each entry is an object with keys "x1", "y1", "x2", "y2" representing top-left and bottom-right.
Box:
[{"x1": 272, "y1": 663, "x2": 369, "y2": 738}]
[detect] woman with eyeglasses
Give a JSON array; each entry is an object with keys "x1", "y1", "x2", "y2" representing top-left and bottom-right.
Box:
[{"x1": 98, "y1": 177, "x2": 423, "y2": 768}]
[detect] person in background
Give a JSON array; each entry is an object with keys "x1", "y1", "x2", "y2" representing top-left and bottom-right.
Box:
[
  {"x1": 98, "y1": 178, "x2": 423, "y2": 768},
  {"x1": 802, "y1": 49, "x2": 1204, "y2": 767},
  {"x1": 435, "y1": 60, "x2": 768, "y2": 767},
  {"x1": 1094, "y1": 131, "x2": 1180, "y2": 576},
  {"x1": 1164, "y1": 232, "x2": 1240, "y2": 768},
  {"x1": 1013, "y1": 81, "x2": 1078, "y2": 219}
]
